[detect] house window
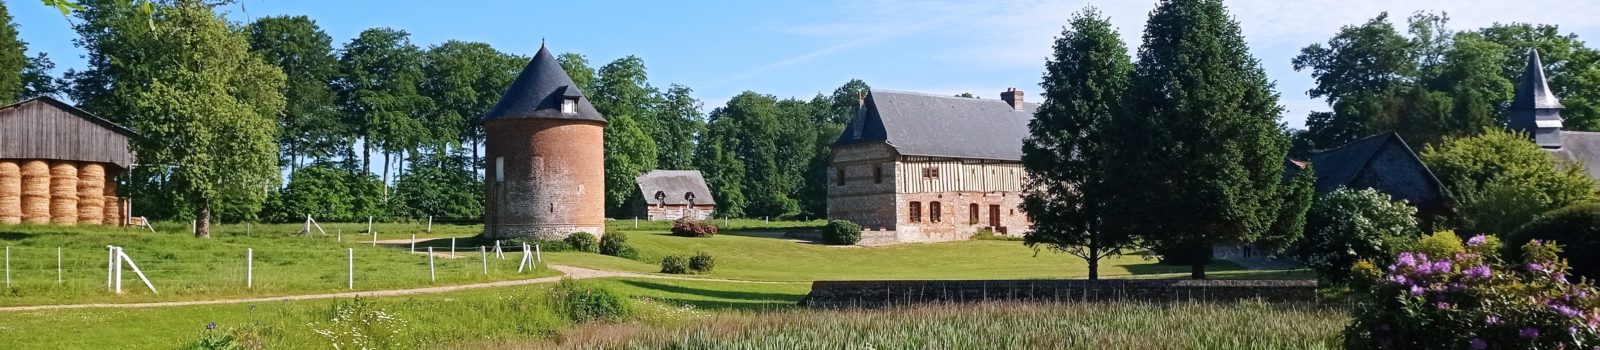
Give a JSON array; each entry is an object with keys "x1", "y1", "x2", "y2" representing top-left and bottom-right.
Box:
[
  {"x1": 836, "y1": 168, "x2": 845, "y2": 186},
  {"x1": 922, "y1": 167, "x2": 939, "y2": 179},
  {"x1": 969, "y1": 203, "x2": 979, "y2": 224},
  {"x1": 909, "y1": 201, "x2": 922, "y2": 223},
  {"x1": 561, "y1": 98, "x2": 577, "y2": 114},
  {"x1": 494, "y1": 157, "x2": 505, "y2": 182},
  {"x1": 930, "y1": 201, "x2": 941, "y2": 223},
  {"x1": 873, "y1": 165, "x2": 882, "y2": 184}
]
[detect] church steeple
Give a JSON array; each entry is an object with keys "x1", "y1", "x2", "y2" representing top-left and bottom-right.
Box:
[{"x1": 1510, "y1": 49, "x2": 1564, "y2": 149}]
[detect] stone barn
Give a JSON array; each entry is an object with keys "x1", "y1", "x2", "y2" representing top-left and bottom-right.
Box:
[
  {"x1": 482, "y1": 43, "x2": 606, "y2": 239},
  {"x1": 0, "y1": 96, "x2": 135, "y2": 226},
  {"x1": 1288, "y1": 132, "x2": 1451, "y2": 230},
  {"x1": 828, "y1": 88, "x2": 1035, "y2": 244},
  {"x1": 634, "y1": 170, "x2": 716, "y2": 221}
]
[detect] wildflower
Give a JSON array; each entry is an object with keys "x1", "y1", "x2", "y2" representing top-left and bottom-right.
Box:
[
  {"x1": 1411, "y1": 285, "x2": 1426, "y2": 296},
  {"x1": 1530, "y1": 263, "x2": 1547, "y2": 273},
  {"x1": 1469, "y1": 338, "x2": 1487, "y2": 350},
  {"x1": 1468, "y1": 235, "x2": 1488, "y2": 247},
  {"x1": 1431, "y1": 260, "x2": 1453, "y2": 274},
  {"x1": 1521, "y1": 327, "x2": 1541, "y2": 339},
  {"x1": 1466, "y1": 266, "x2": 1492, "y2": 280},
  {"x1": 1389, "y1": 275, "x2": 1410, "y2": 286},
  {"x1": 206, "y1": 322, "x2": 217, "y2": 330}
]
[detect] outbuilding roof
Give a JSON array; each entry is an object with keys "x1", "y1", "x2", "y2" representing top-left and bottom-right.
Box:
[
  {"x1": 635, "y1": 170, "x2": 716, "y2": 206},
  {"x1": 483, "y1": 44, "x2": 606, "y2": 123},
  {"x1": 834, "y1": 90, "x2": 1036, "y2": 161}
]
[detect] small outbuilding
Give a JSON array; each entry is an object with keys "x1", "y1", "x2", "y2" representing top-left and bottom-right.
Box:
[
  {"x1": 0, "y1": 96, "x2": 136, "y2": 226},
  {"x1": 1287, "y1": 131, "x2": 1451, "y2": 230},
  {"x1": 634, "y1": 170, "x2": 716, "y2": 221}
]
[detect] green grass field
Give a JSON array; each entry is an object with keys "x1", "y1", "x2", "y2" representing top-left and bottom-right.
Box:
[{"x1": 0, "y1": 223, "x2": 557, "y2": 306}]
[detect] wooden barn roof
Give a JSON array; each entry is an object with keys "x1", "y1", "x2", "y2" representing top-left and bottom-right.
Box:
[{"x1": 0, "y1": 96, "x2": 136, "y2": 169}]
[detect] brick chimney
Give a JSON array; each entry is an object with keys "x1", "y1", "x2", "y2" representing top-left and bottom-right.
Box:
[{"x1": 1001, "y1": 88, "x2": 1024, "y2": 110}]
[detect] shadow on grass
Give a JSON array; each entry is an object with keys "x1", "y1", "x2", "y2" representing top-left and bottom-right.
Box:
[
  {"x1": 1119, "y1": 260, "x2": 1247, "y2": 276},
  {"x1": 618, "y1": 280, "x2": 804, "y2": 310}
]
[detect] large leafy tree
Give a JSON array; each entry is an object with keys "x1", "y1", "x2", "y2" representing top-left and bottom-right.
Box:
[
  {"x1": 421, "y1": 40, "x2": 524, "y2": 171},
  {"x1": 246, "y1": 15, "x2": 342, "y2": 172},
  {"x1": 796, "y1": 80, "x2": 871, "y2": 218},
  {"x1": 388, "y1": 153, "x2": 482, "y2": 219},
  {"x1": 1421, "y1": 129, "x2": 1599, "y2": 235},
  {"x1": 1477, "y1": 23, "x2": 1600, "y2": 131},
  {"x1": 333, "y1": 28, "x2": 431, "y2": 189},
  {"x1": 1105, "y1": 0, "x2": 1289, "y2": 279},
  {"x1": 697, "y1": 92, "x2": 796, "y2": 218},
  {"x1": 592, "y1": 56, "x2": 660, "y2": 215},
  {"x1": 1019, "y1": 8, "x2": 1136, "y2": 280},
  {"x1": 0, "y1": 0, "x2": 26, "y2": 101},
  {"x1": 652, "y1": 84, "x2": 704, "y2": 170},
  {"x1": 72, "y1": 0, "x2": 285, "y2": 236}
]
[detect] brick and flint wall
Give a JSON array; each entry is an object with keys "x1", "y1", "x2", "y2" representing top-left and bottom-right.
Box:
[{"x1": 484, "y1": 118, "x2": 606, "y2": 240}]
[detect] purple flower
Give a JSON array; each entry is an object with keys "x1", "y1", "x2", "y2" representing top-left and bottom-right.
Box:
[
  {"x1": 206, "y1": 322, "x2": 217, "y2": 330},
  {"x1": 1530, "y1": 263, "x2": 1547, "y2": 273},
  {"x1": 1436, "y1": 302, "x2": 1453, "y2": 310},
  {"x1": 1468, "y1": 235, "x2": 1488, "y2": 247},
  {"x1": 1410, "y1": 285, "x2": 1426, "y2": 296},
  {"x1": 1431, "y1": 260, "x2": 1453, "y2": 274},
  {"x1": 1397, "y1": 253, "x2": 1418, "y2": 268},
  {"x1": 1553, "y1": 303, "x2": 1583, "y2": 318},
  {"x1": 1466, "y1": 266, "x2": 1492, "y2": 279},
  {"x1": 1521, "y1": 327, "x2": 1540, "y2": 339},
  {"x1": 1389, "y1": 275, "x2": 1410, "y2": 285},
  {"x1": 1486, "y1": 316, "x2": 1502, "y2": 325},
  {"x1": 1469, "y1": 338, "x2": 1487, "y2": 350}
]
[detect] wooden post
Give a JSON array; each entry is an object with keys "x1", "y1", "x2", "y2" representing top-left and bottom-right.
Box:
[
  {"x1": 480, "y1": 246, "x2": 487, "y2": 274},
  {"x1": 346, "y1": 248, "x2": 353, "y2": 290},
  {"x1": 410, "y1": 234, "x2": 416, "y2": 253},
  {"x1": 450, "y1": 237, "x2": 456, "y2": 258},
  {"x1": 427, "y1": 247, "x2": 436, "y2": 282},
  {"x1": 246, "y1": 248, "x2": 253, "y2": 289}
]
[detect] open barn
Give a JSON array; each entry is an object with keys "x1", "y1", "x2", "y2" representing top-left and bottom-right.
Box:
[{"x1": 0, "y1": 96, "x2": 136, "y2": 226}]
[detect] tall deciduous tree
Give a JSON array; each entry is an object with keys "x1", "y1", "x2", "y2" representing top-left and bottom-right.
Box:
[
  {"x1": 1478, "y1": 23, "x2": 1600, "y2": 132},
  {"x1": 334, "y1": 28, "x2": 431, "y2": 190},
  {"x1": 1107, "y1": 0, "x2": 1289, "y2": 279},
  {"x1": 1020, "y1": 8, "x2": 1136, "y2": 280},
  {"x1": 89, "y1": 0, "x2": 285, "y2": 236},
  {"x1": 421, "y1": 40, "x2": 524, "y2": 171},
  {"x1": 653, "y1": 84, "x2": 703, "y2": 170},
  {"x1": 19, "y1": 52, "x2": 60, "y2": 99},
  {"x1": 698, "y1": 92, "x2": 797, "y2": 218},
  {"x1": 593, "y1": 56, "x2": 660, "y2": 215},
  {"x1": 247, "y1": 15, "x2": 342, "y2": 172},
  {"x1": 0, "y1": 0, "x2": 26, "y2": 101}
]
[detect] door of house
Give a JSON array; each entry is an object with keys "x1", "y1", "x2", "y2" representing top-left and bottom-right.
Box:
[{"x1": 988, "y1": 205, "x2": 1001, "y2": 229}]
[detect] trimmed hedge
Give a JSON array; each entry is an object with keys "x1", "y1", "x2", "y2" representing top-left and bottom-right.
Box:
[
  {"x1": 1508, "y1": 203, "x2": 1600, "y2": 280},
  {"x1": 823, "y1": 220, "x2": 862, "y2": 245},
  {"x1": 565, "y1": 232, "x2": 599, "y2": 253}
]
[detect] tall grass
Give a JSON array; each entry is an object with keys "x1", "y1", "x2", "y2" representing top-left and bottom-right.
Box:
[{"x1": 516, "y1": 302, "x2": 1349, "y2": 350}]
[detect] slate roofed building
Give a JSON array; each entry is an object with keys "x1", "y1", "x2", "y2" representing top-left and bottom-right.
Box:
[
  {"x1": 1288, "y1": 132, "x2": 1451, "y2": 229},
  {"x1": 634, "y1": 170, "x2": 716, "y2": 221},
  {"x1": 828, "y1": 88, "x2": 1035, "y2": 245},
  {"x1": 1509, "y1": 49, "x2": 1600, "y2": 181}
]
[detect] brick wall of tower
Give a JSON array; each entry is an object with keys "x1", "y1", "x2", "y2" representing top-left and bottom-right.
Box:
[{"x1": 483, "y1": 118, "x2": 606, "y2": 240}]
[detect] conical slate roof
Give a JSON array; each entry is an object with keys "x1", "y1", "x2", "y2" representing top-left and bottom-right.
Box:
[
  {"x1": 483, "y1": 44, "x2": 606, "y2": 123},
  {"x1": 1512, "y1": 49, "x2": 1564, "y2": 110}
]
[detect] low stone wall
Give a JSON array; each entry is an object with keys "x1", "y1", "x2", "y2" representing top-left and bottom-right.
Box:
[{"x1": 800, "y1": 279, "x2": 1319, "y2": 308}]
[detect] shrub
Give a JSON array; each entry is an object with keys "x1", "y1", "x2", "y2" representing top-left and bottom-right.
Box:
[
  {"x1": 548, "y1": 278, "x2": 633, "y2": 322},
  {"x1": 660, "y1": 255, "x2": 690, "y2": 274},
  {"x1": 181, "y1": 323, "x2": 272, "y2": 350},
  {"x1": 1410, "y1": 230, "x2": 1465, "y2": 258},
  {"x1": 1345, "y1": 235, "x2": 1600, "y2": 350},
  {"x1": 970, "y1": 227, "x2": 1023, "y2": 241},
  {"x1": 688, "y1": 251, "x2": 716, "y2": 273},
  {"x1": 309, "y1": 297, "x2": 405, "y2": 350},
  {"x1": 564, "y1": 232, "x2": 599, "y2": 253},
  {"x1": 1421, "y1": 129, "x2": 1599, "y2": 234},
  {"x1": 822, "y1": 220, "x2": 862, "y2": 245},
  {"x1": 1509, "y1": 203, "x2": 1600, "y2": 280},
  {"x1": 1297, "y1": 187, "x2": 1420, "y2": 282},
  {"x1": 670, "y1": 218, "x2": 718, "y2": 238},
  {"x1": 598, "y1": 231, "x2": 639, "y2": 260}
]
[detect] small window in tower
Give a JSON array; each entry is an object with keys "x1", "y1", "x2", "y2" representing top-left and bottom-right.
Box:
[
  {"x1": 873, "y1": 165, "x2": 883, "y2": 184},
  {"x1": 562, "y1": 98, "x2": 577, "y2": 114},
  {"x1": 494, "y1": 157, "x2": 505, "y2": 182},
  {"x1": 836, "y1": 168, "x2": 846, "y2": 186}
]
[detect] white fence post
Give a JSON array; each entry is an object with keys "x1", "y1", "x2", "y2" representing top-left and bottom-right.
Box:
[
  {"x1": 494, "y1": 240, "x2": 504, "y2": 259},
  {"x1": 450, "y1": 238, "x2": 456, "y2": 258},
  {"x1": 337, "y1": 229, "x2": 342, "y2": 242},
  {"x1": 366, "y1": 216, "x2": 373, "y2": 237},
  {"x1": 246, "y1": 248, "x2": 253, "y2": 289},
  {"x1": 427, "y1": 216, "x2": 433, "y2": 233},
  {"x1": 633, "y1": 216, "x2": 638, "y2": 228},
  {"x1": 106, "y1": 245, "x2": 114, "y2": 291},
  {"x1": 410, "y1": 234, "x2": 416, "y2": 253},
  {"x1": 5, "y1": 246, "x2": 10, "y2": 289},
  {"x1": 56, "y1": 246, "x2": 62, "y2": 285},
  {"x1": 517, "y1": 243, "x2": 531, "y2": 273},
  {"x1": 536, "y1": 243, "x2": 542, "y2": 263},
  {"x1": 480, "y1": 246, "x2": 487, "y2": 274},
  {"x1": 115, "y1": 247, "x2": 157, "y2": 294},
  {"x1": 428, "y1": 247, "x2": 436, "y2": 282},
  {"x1": 113, "y1": 247, "x2": 123, "y2": 293},
  {"x1": 372, "y1": 228, "x2": 378, "y2": 247},
  {"x1": 346, "y1": 248, "x2": 353, "y2": 290}
]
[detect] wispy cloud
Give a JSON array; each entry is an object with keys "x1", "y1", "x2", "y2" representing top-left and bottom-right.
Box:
[{"x1": 707, "y1": 0, "x2": 973, "y2": 87}]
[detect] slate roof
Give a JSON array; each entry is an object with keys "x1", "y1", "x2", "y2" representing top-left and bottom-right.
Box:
[
  {"x1": 1512, "y1": 49, "x2": 1564, "y2": 110},
  {"x1": 1306, "y1": 132, "x2": 1444, "y2": 195},
  {"x1": 835, "y1": 90, "x2": 1037, "y2": 161},
  {"x1": 635, "y1": 170, "x2": 716, "y2": 206},
  {"x1": 483, "y1": 44, "x2": 606, "y2": 123},
  {"x1": 1548, "y1": 131, "x2": 1600, "y2": 179}
]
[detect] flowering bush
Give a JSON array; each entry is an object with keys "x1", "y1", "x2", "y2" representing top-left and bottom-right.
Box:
[
  {"x1": 1345, "y1": 234, "x2": 1600, "y2": 349},
  {"x1": 309, "y1": 297, "x2": 405, "y2": 350},
  {"x1": 1298, "y1": 187, "x2": 1420, "y2": 282},
  {"x1": 670, "y1": 218, "x2": 718, "y2": 238}
]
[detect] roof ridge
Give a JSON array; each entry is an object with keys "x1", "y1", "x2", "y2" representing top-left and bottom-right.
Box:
[{"x1": 873, "y1": 89, "x2": 1040, "y2": 105}]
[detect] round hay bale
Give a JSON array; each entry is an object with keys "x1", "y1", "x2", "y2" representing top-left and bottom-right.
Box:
[
  {"x1": 49, "y1": 161, "x2": 77, "y2": 225},
  {"x1": 104, "y1": 196, "x2": 121, "y2": 226},
  {"x1": 77, "y1": 163, "x2": 105, "y2": 225},
  {"x1": 0, "y1": 160, "x2": 20, "y2": 224},
  {"x1": 20, "y1": 160, "x2": 50, "y2": 224}
]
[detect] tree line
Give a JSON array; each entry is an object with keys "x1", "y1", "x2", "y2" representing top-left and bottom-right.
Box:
[{"x1": 0, "y1": 0, "x2": 866, "y2": 236}]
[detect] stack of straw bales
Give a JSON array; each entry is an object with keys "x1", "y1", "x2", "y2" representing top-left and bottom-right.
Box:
[
  {"x1": 48, "y1": 161, "x2": 79, "y2": 225},
  {"x1": 77, "y1": 163, "x2": 105, "y2": 225},
  {"x1": 0, "y1": 160, "x2": 19, "y2": 224},
  {"x1": 20, "y1": 160, "x2": 50, "y2": 224}
]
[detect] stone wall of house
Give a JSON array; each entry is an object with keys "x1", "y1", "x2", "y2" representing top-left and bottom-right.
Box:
[
  {"x1": 827, "y1": 143, "x2": 1035, "y2": 244},
  {"x1": 1354, "y1": 141, "x2": 1446, "y2": 214},
  {"x1": 800, "y1": 279, "x2": 1320, "y2": 308},
  {"x1": 893, "y1": 191, "x2": 1029, "y2": 243},
  {"x1": 643, "y1": 204, "x2": 715, "y2": 221},
  {"x1": 828, "y1": 144, "x2": 898, "y2": 230}
]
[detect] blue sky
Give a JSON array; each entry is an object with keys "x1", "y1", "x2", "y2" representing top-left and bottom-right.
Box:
[{"x1": 12, "y1": 0, "x2": 1600, "y2": 128}]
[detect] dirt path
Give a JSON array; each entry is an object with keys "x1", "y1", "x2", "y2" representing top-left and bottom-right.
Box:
[{"x1": 0, "y1": 265, "x2": 798, "y2": 312}]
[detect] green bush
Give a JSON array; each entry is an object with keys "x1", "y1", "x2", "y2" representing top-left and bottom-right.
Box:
[
  {"x1": 1509, "y1": 203, "x2": 1600, "y2": 280},
  {"x1": 822, "y1": 220, "x2": 862, "y2": 245},
  {"x1": 660, "y1": 255, "x2": 689, "y2": 274},
  {"x1": 670, "y1": 218, "x2": 718, "y2": 237},
  {"x1": 688, "y1": 251, "x2": 716, "y2": 273},
  {"x1": 181, "y1": 323, "x2": 272, "y2": 350},
  {"x1": 598, "y1": 232, "x2": 639, "y2": 259},
  {"x1": 1345, "y1": 235, "x2": 1600, "y2": 349},
  {"x1": 970, "y1": 227, "x2": 1022, "y2": 241},
  {"x1": 1421, "y1": 129, "x2": 1600, "y2": 235},
  {"x1": 548, "y1": 278, "x2": 633, "y2": 322},
  {"x1": 1410, "y1": 230, "x2": 1466, "y2": 258},
  {"x1": 1297, "y1": 187, "x2": 1420, "y2": 282},
  {"x1": 564, "y1": 232, "x2": 599, "y2": 253}
]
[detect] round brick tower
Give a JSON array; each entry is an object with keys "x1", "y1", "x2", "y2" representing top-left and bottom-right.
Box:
[{"x1": 482, "y1": 43, "x2": 607, "y2": 239}]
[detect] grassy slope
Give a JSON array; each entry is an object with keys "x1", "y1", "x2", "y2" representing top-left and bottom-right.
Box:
[
  {"x1": 0, "y1": 278, "x2": 808, "y2": 349},
  {"x1": 0, "y1": 224, "x2": 556, "y2": 306}
]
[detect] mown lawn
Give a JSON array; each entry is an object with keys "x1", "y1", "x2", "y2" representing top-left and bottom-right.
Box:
[
  {"x1": 0, "y1": 278, "x2": 809, "y2": 349},
  {"x1": 0, "y1": 224, "x2": 557, "y2": 306}
]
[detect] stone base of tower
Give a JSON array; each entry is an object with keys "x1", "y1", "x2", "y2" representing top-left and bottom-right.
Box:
[{"x1": 484, "y1": 224, "x2": 605, "y2": 240}]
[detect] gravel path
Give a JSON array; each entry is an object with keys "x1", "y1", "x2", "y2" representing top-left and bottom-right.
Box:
[{"x1": 0, "y1": 265, "x2": 796, "y2": 312}]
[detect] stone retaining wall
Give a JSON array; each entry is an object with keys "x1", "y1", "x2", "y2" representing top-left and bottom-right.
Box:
[{"x1": 800, "y1": 279, "x2": 1319, "y2": 308}]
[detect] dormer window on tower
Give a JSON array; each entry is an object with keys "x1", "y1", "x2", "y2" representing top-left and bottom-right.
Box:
[{"x1": 561, "y1": 97, "x2": 577, "y2": 115}]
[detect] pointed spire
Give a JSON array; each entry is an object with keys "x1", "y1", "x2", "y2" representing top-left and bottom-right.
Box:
[
  {"x1": 1510, "y1": 49, "x2": 1564, "y2": 149},
  {"x1": 482, "y1": 43, "x2": 606, "y2": 124}
]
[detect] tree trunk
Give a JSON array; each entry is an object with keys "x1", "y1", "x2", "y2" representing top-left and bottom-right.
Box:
[
  {"x1": 1190, "y1": 240, "x2": 1208, "y2": 279},
  {"x1": 362, "y1": 137, "x2": 371, "y2": 175},
  {"x1": 195, "y1": 201, "x2": 212, "y2": 238},
  {"x1": 472, "y1": 139, "x2": 481, "y2": 175},
  {"x1": 1087, "y1": 259, "x2": 1099, "y2": 280},
  {"x1": 382, "y1": 151, "x2": 391, "y2": 200},
  {"x1": 1087, "y1": 238, "x2": 1100, "y2": 281}
]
